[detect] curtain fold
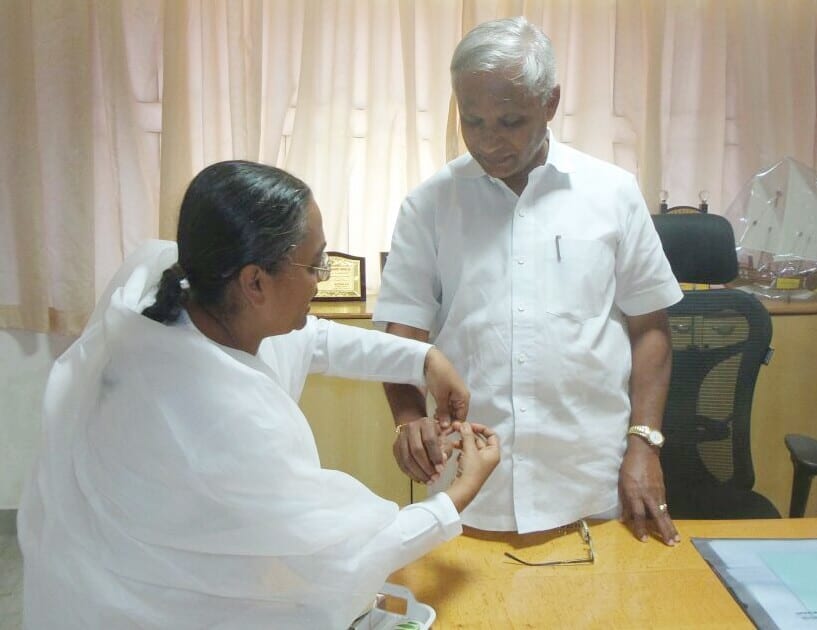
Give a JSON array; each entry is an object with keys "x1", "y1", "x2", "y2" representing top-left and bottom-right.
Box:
[
  {"x1": 3, "y1": 0, "x2": 816, "y2": 335},
  {"x1": 1, "y1": 0, "x2": 45, "y2": 331},
  {"x1": 1, "y1": 0, "x2": 161, "y2": 335},
  {"x1": 1, "y1": 0, "x2": 94, "y2": 333}
]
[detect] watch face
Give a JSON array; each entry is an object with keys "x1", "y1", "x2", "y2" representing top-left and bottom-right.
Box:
[{"x1": 649, "y1": 430, "x2": 665, "y2": 446}]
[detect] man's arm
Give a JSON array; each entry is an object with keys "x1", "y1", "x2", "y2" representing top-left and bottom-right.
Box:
[
  {"x1": 619, "y1": 309, "x2": 681, "y2": 546},
  {"x1": 384, "y1": 322, "x2": 463, "y2": 484}
]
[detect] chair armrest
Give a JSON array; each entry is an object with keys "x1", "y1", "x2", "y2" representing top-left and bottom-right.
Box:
[{"x1": 784, "y1": 434, "x2": 817, "y2": 473}]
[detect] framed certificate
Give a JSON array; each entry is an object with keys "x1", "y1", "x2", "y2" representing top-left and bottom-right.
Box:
[{"x1": 313, "y1": 251, "x2": 366, "y2": 301}]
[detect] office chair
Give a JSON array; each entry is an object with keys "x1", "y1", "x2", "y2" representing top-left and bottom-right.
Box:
[
  {"x1": 652, "y1": 211, "x2": 780, "y2": 518},
  {"x1": 784, "y1": 434, "x2": 817, "y2": 517}
]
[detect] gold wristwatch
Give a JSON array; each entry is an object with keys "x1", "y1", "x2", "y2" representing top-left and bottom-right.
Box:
[{"x1": 627, "y1": 425, "x2": 665, "y2": 448}]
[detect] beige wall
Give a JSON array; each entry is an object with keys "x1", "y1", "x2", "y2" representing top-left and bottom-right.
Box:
[
  {"x1": 0, "y1": 330, "x2": 74, "y2": 508},
  {"x1": 752, "y1": 313, "x2": 817, "y2": 517}
]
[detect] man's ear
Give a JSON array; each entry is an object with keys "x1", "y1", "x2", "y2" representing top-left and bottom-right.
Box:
[
  {"x1": 545, "y1": 84, "x2": 560, "y2": 121},
  {"x1": 237, "y1": 264, "x2": 267, "y2": 306}
]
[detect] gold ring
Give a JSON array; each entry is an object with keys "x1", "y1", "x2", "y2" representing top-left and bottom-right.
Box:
[
  {"x1": 394, "y1": 424, "x2": 409, "y2": 435},
  {"x1": 657, "y1": 503, "x2": 668, "y2": 513}
]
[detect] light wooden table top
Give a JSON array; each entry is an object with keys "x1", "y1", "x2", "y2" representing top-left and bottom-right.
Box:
[
  {"x1": 388, "y1": 518, "x2": 817, "y2": 629},
  {"x1": 309, "y1": 295, "x2": 817, "y2": 319}
]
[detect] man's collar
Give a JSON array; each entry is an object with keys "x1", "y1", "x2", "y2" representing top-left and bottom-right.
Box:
[
  {"x1": 541, "y1": 131, "x2": 576, "y2": 175},
  {"x1": 449, "y1": 153, "x2": 485, "y2": 178},
  {"x1": 451, "y1": 129, "x2": 576, "y2": 181}
]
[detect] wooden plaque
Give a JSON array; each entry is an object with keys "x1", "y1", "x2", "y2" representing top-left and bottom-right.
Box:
[{"x1": 313, "y1": 251, "x2": 366, "y2": 301}]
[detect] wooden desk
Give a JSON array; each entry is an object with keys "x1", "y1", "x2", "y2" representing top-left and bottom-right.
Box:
[
  {"x1": 388, "y1": 518, "x2": 817, "y2": 629},
  {"x1": 308, "y1": 296, "x2": 377, "y2": 319}
]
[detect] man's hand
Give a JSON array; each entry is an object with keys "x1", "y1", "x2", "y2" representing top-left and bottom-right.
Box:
[
  {"x1": 622, "y1": 310, "x2": 679, "y2": 545},
  {"x1": 619, "y1": 439, "x2": 680, "y2": 546},
  {"x1": 384, "y1": 324, "x2": 470, "y2": 484},
  {"x1": 393, "y1": 417, "x2": 449, "y2": 484}
]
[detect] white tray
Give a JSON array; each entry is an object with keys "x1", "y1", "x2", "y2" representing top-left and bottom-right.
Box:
[{"x1": 349, "y1": 582, "x2": 436, "y2": 630}]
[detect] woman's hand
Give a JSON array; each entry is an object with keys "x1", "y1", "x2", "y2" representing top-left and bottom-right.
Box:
[
  {"x1": 423, "y1": 347, "x2": 470, "y2": 430},
  {"x1": 445, "y1": 421, "x2": 500, "y2": 513}
]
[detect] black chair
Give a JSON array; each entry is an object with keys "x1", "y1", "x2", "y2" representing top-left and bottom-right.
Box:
[
  {"x1": 652, "y1": 211, "x2": 780, "y2": 518},
  {"x1": 784, "y1": 434, "x2": 817, "y2": 517}
]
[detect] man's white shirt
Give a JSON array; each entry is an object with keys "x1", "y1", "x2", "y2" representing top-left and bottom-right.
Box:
[{"x1": 375, "y1": 135, "x2": 682, "y2": 533}]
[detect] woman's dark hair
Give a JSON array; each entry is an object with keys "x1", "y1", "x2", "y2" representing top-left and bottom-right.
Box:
[{"x1": 142, "y1": 161, "x2": 312, "y2": 323}]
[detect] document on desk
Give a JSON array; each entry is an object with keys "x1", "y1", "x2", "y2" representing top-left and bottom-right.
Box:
[{"x1": 693, "y1": 537, "x2": 817, "y2": 629}]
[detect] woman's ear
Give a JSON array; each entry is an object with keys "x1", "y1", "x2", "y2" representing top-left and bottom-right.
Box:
[{"x1": 237, "y1": 264, "x2": 267, "y2": 306}]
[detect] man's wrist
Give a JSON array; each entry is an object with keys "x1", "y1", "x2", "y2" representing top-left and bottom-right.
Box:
[
  {"x1": 394, "y1": 414, "x2": 424, "y2": 429},
  {"x1": 627, "y1": 424, "x2": 665, "y2": 448}
]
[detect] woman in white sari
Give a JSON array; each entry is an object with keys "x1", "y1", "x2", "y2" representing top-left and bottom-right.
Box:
[{"x1": 18, "y1": 161, "x2": 499, "y2": 629}]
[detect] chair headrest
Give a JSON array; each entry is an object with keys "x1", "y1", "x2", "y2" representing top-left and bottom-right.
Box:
[{"x1": 651, "y1": 212, "x2": 738, "y2": 284}]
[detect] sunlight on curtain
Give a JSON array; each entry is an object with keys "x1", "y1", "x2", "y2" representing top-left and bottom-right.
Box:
[
  {"x1": 160, "y1": 0, "x2": 462, "y2": 293},
  {"x1": 2, "y1": 0, "x2": 816, "y2": 334},
  {"x1": 1, "y1": 0, "x2": 161, "y2": 334}
]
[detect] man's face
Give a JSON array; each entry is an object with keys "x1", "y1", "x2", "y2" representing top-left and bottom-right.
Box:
[{"x1": 454, "y1": 71, "x2": 559, "y2": 192}]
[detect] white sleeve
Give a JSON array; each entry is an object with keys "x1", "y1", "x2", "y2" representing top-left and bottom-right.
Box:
[
  {"x1": 614, "y1": 175, "x2": 683, "y2": 315},
  {"x1": 343, "y1": 491, "x2": 461, "y2": 573},
  {"x1": 283, "y1": 491, "x2": 461, "y2": 627},
  {"x1": 389, "y1": 491, "x2": 462, "y2": 563},
  {"x1": 373, "y1": 195, "x2": 441, "y2": 331},
  {"x1": 308, "y1": 316, "x2": 431, "y2": 386}
]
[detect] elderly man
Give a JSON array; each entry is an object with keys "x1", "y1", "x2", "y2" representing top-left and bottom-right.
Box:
[{"x1": 374, "y1": 16, "x2": 683, "y2": 545}]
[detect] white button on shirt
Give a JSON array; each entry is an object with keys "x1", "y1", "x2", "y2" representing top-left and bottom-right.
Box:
[{"x1": 374, "y1": 135, "x2": 682, "y2": 533}]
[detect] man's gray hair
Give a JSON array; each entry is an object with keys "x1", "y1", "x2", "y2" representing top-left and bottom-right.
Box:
[{"x1": 450, "y1": 16, "x2": 558, "y2": 104}]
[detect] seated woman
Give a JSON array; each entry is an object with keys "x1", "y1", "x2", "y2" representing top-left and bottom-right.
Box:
[{"x1": 17, "y1": 161, "x2": 499, "y2": 629}]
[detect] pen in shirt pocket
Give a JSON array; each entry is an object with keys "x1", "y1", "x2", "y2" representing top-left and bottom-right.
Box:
[{"x1": 555, "y1": 234, "x2": 562, "y2": 262}]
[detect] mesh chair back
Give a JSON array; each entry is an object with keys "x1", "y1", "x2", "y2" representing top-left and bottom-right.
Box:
[{"x1": 661, "y1": 291, "x2": 771, "y2": 492}]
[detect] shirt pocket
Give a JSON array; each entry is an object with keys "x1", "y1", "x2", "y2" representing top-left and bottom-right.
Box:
[{"x1": 540, "y1": 237, "x2": 614, "y2": 321}]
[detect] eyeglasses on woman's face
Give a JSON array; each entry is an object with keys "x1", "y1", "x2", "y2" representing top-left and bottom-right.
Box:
[{"x1": 289, "y1": 251, "x2": 331, "y2": 282}]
